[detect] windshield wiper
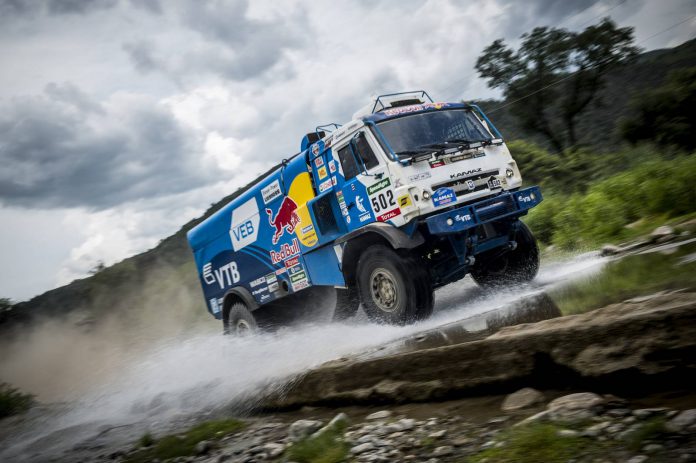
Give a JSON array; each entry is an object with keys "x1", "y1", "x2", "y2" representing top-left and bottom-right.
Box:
[{"x1": 394, "y1": 148, "x2": 435, "y2": 158}]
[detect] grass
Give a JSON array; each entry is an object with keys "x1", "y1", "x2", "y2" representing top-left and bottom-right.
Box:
[
  {"x1": 284, "y1": 421, "x2": 349, "y2": 463},
  {"x1": 124, "y1": 418, "x2": 245, "y2": 463},
  {"x1": 466, "y1": 423, "x2": 591, "y2": 463},
  {"x1": 623, "y1": 417, "x2": 670, "y2": 452},
  {"x1": 0, "y1": 383, "x2": 34, "y2": 418},
  {"x1": 550, "y1": 240, "x2": 696, "y2": 315}
]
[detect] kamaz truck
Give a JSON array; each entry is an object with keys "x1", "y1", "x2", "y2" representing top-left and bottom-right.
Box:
[{"x1": 187, "y1": 91, "x2": 543, "y2": 334}]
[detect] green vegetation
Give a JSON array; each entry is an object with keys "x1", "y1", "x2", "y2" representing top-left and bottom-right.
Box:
[
  {"x1": 0, "y1": 383, "x2": 34, "y2": 418},
  {"x1": 524, "y1": 153, "x2": 696, "y2": 250},
  {"x1": 467, "y1": 423, "x2": 590, "y2": 463},
  {"x1": 621, "y1": 67, "x2": 696, "y2": 151},
  {"x1": 623, "y1": 417, "x2": 670, "y2": 452},
  {"x1": 551, "y1": 240, "x2": 696, "y2": 315},
  {"x1": 285, "y1": 422, "x2": 349, "y2": 463},
  {"x1": 124, "y1": 419, "x2": 245, "y2": 463}
]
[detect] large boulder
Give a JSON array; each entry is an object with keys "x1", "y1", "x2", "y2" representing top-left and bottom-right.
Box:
[
  {"x1": 263, "y1": 292, "x2": 696, "y2": 408},
  {"x1": 502, "y1": 387, "x2": 545, "y2": 411}
]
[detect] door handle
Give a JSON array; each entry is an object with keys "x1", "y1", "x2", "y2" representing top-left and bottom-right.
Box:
[{"x1": 347, "y1": 202, "x2": 355, "y2": 210}]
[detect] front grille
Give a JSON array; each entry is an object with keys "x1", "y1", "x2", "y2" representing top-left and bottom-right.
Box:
[
  {"x1": 474, "y1": 194, "x2": 516, "y2": 221},
  {"x1": 432, "y1": 169, "x2": 499, "y2": 196}
]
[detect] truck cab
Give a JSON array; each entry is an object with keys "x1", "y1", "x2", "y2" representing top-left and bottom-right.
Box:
[{"x1": 187, "y1": 91, "x2": 542, "y2": 333}]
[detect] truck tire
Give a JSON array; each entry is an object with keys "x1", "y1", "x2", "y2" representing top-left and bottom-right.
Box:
[
  {"x1": 470, "y1": 221, "x2": 540, "y2": 288},
  {"x1": 224, "y1": 302, "x2": 258, "y2": 336},
  {"x1": 356, "y1": 245, "x2": 419, "y2": 324},
  {"x1": 403, "y1": 252, "x2": 434, "y2": 320},
  {"x1": 334, "y1": 287, "x2": 360, "y2": 320}
]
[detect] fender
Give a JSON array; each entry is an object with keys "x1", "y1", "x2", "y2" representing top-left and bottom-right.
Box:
[
  {"x1": 222, "y1": 286, "x2": 259, "y2": 313},
  {"x1": 335, "y1": 222, "x2": 424, "y2": 249}
]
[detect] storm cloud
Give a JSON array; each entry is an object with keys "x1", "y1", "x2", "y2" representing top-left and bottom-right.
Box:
[{"x1": 0, "y1": 83, "x2": 218, "y2": 209}]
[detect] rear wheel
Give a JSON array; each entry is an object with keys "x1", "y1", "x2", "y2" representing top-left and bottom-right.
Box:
[
  {"x1": 356, "y1": 245, "x2": 432, "y2": 324},
  {"x1": 470, "y1": 221, "x2": 540, "y2": 288},
  {"x1": 224, "y1": 302, "x2": 258, "y2": 336}
]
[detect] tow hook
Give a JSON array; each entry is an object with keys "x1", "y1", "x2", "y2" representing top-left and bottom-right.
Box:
[
  {"x1": 508, "y1": 240, "x2": 518, "y2": 251},
  {"x1": 465, "y1": 256, "x2": 476, "y2": 266}
]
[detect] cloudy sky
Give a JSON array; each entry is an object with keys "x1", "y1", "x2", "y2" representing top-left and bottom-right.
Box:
[{"x1": 1, "y1": 0, "x2": 694, "y2": 301}]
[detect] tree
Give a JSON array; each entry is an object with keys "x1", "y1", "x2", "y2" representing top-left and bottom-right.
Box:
[
  {"x1": 620, "y1": 67, "x2": 696, "y2": 151},
  {"x1": 476, "y1": 18, "x2": 639, "y2": 153}
]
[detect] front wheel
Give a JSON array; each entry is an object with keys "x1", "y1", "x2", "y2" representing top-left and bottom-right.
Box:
[
  {"x1": 470, "y1": 222, "x2": 540, "y2": 288},
  {"x1": 224, "y1": 302, "x2": 258, "y2": 336},
  {"x1": 356, "y1": 245, "x2": 431, "y2": 325}
]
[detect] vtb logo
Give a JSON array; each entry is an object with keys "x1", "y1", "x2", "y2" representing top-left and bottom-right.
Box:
[{"x1": 266, "y1": 196, "x2": 300, "y2": 244}]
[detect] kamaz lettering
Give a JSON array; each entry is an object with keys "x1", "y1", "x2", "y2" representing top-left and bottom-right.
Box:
[{"x1": 187, "y1": 91, "x2": 542, "y2": 333}]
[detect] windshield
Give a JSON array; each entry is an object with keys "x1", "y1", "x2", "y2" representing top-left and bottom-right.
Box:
[{"x1": 376, "y1": 109, "x2": 492, "y2": 158}]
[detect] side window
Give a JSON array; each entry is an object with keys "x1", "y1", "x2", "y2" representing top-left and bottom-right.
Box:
[
  {"x1": 337, "y1": 145, "x2": 360, "y2": 180},
  {"x1": 354, "y1": 132, "x2": 379, "y2": 170}
]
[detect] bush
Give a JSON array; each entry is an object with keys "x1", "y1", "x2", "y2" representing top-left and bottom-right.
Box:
[{"x1": 0, "y1": 383, "x2": 34, "y2": 418}]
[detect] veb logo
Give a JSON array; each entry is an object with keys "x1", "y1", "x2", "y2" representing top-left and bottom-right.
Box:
[{"x1": 230, "y1": 198, "x2": 260, "y2": 251}]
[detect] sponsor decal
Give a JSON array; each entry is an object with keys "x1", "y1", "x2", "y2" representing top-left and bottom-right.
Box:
[
  {"x1": 293, "y1": 280, "x2": 310, "y2": 291},
  {"x1": 329, "y1": 160, "x2": 337, "y2": 173},
  {"x1": 270, "y1": 238, "x2": 301, "y2": 265},
  {"x1": 382, "y1": 102, "x2": 449, "y2": 117},
  {"x1": 336, "y1": 191, "x2": 349, "y2": 217},
  {"x1": 432, "y1": 187, "x2": 457, "y2": 207},
  {"x1": 301, "y1": 224, "x2": 314, "y2": 235},
  {"x1": 360, "y1": 214, "x2": 371, "y2": 223},
  {"x1": 261, "y1": 180, "x2": 282, "y2": 204},
  {"x1": 252, "y1": 287, "x2": 267, "y2": 296},
  {"x1": 377, "y1": 208, "x2": 401, "y2": 222},
  {"x1": 466, "y1": 180, "x2": 476, "y2": 190},
  {"x1": 318, "y1": 165, "x2": 328, "y2": 179},
  {"x1": 259, "y1": 293, "x2": 271, "y2": 302},
  {"x1": 250, "y1": 276, "x2": 266, "y2": 288},
  {"x1": 265, "y1": 273, "x2": 277, "y2": 284},
  {"x1": 314, "y1": 156, "x2": 323, "y2": 168},
  {"x1": 367, "y1": 178, "x2": 391, "y2": 195},
  {"x1": 229, "y1": 198, "x2": 260, "y2": 251},
  {"x1": 450, "y1": 167, "x2": 483, "y2": 180},
  {"x1": 268, "y1": 281, "x2": 279, "y2": 292},
  {"x1": 488, "y1": 177, "x2": 502, "y2": 189},
  {"x1": 408, "y1": 172, "x2": 431, "y2": 182},
  {"x1": 397, "y1": 194, "x2": 413, "y2": 208},
  {"x1": 203, "y1": 260, "x2": 240, "y2": 289},
  {"x1": 290, "y1": 270, "x2": 307, "y2": 283},
  {"x1": 331, "y1": 176, "x2": 337, "y2": 186},
  {"x1": 311, "y1": 143, "x2": 320, "y2": 156},
  {"x1": 266, "y1": 196, "x2": 300, "y2": 245},
  {"x1": 429, "y1": 151, "x2": 485, "y2": 168},
  {"x1": 275, "y1": 267, "x2": 287, "y2": 276},
  {"x1": 454, "y1": 213, "x2": 473, "y2": 222},
  {"x1": 209, "y1": 298, "x2": 221, "y2": 314},
  {"x1": 356, "y1": 196, "x2": 367, "y2": 214},
  {"x1": 319, "y1": 178, "x2": 332, "y2": 192},
  {"x1": 284, "y1": 256, "x2": 300, "y2": 268}
]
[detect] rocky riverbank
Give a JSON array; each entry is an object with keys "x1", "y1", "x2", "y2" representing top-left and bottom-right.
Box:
[{"x1": 117, "y1": 390, "x2": 696, "y2": 463}]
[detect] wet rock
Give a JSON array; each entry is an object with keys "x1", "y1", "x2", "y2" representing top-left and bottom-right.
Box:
[
  {"x1": 432, "y1": 445, "x2": 454, "y2": 456},
  {"x1": 288, "y1": 419, "x2": 323, "y2": 442},
  {"x1": 557, "y1": 429, "x2": 580, "y2": 437},
  {"x1": 666, "y1": 409, "x2": 696, "y2": 433},
  {"x1": 651, "y1": 225, "x2": 675, "y2": 243},
  {"x1": 600, "y1": 244, "x2": 622, "y2": 256},
  {"x1": 583, "y1": 421, "x2": 611, "y2": 437},
  {"x1": 428, "y1": 429, "x2": 447, "y2": 438},
  {"x1": 627, "y1": 456, "x2": 648, "y2": 463},
  {"x1": 643, "y1": 443, "x2": 664, "y2": 453},
  {"x1": 262, "y1": 443, "x2": 285, "y2": 458},
  {"x1": 502, "y1": 387, "x2": 544, "y2": 411},
  {"x1": 196, "y1": 440, "x2": 211, "y2": 455},
  {"x1": 351, "y1": 442, "x2": 375, "y2": 454},
  {"x1": 311, "y1": 413, "x2": 349, "y2": 439},
  {"x1": 366, "y1": 410, "x2": 392, "y2": 421},
  {"x1": 547, "y1": 393, "x2": 603, "y2": 422},
  {"x1": 633, "y1": 408, "x2": 669, "y2": 418}
]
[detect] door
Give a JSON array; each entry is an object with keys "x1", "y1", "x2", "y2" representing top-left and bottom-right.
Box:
[{"x1": 331, "y1": 130, "x2": 393, "y2": 232}]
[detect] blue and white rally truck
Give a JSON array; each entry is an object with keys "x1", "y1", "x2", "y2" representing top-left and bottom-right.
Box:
[{"x1": 187, "y1": 91, "x2": 543, "y2": 334}]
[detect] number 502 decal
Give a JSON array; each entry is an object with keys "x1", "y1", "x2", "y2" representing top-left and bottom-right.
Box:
[{"x1": 371, "y1": 190, "x2": 396, "y2": 213}]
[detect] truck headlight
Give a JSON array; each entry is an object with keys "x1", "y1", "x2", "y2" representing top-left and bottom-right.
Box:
[
  {"x1": 422, "y1": 190, "x2": 431, "y2": 200},
  {"x1": 506, "y1": 168, "x2": 514, "y2": 178}
]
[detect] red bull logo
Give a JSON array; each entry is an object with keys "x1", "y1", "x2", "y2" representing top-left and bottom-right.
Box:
[{"x1": 266, "y1": 196, "x2": 300, "y2": 244}]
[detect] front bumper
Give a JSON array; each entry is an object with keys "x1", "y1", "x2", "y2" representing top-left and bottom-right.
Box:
[{"x1": 425, "y1": 186, "x2": 542, "y2": 235}]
